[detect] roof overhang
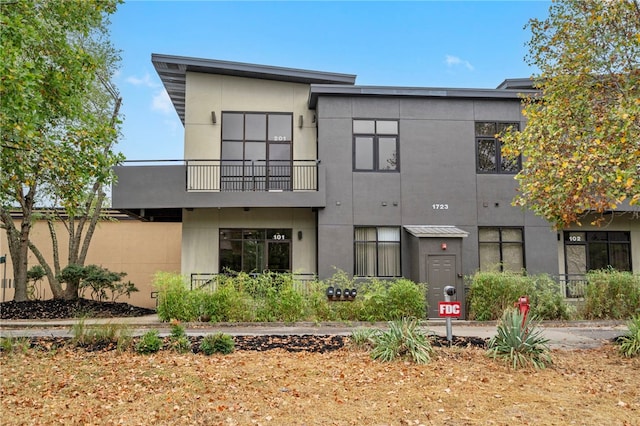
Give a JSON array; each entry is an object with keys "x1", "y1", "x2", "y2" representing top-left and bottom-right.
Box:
[
  {"x1": 404, "y1": 225, "x2": 469, "y2": 238},
  {"x1": 152, "y1": 54, "x2": 357, "y2": 124}
]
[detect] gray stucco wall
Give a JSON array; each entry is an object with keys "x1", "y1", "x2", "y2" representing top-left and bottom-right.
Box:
[{"x1": 315, "y1": 95, "x2": 558, "y2": 280}]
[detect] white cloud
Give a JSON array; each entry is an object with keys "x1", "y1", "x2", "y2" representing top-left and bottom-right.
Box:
[
  {"x1": 126, "y1": 73, "x2": 159, "y2": 88},
  {"x1": 152, "y1": 89, "x2": 173, "y2": 115},
  {"x1": 445, "y1": 55, "x2": 474, "y2": 71}
]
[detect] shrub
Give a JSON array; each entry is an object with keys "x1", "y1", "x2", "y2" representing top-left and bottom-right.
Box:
[
  {"x1": 370, "y1": 318, "x2": 434, "y2": 364},
  {"x1": 617, "y1": 316, "x2": 640, "y2": 358},
  {"x1": 384, "y1": 279, "x2": 427, "y2": 320},
  {"x1": 155, "y1": 272, "x2": 198, "y2": 321},
  {"x1": 211, "y1": 281, "x2": 254, "y2": 322},
  {"x1": 360, "y1": 279, "x2": 392, "y2": 321},
  {"x1": 581, "y1": 270, "x2": 640, "y2": 319},
  {"x1": 70, "y1": 318, "x2": 132, "y2": 350},
  {"x1": 468, "y1": 272, "x2": 570, "y2": 321},
  {"x1": 349, "y1": 327, "x2": 378, "y2": 350},
  {"x1": 0, "y1": 336, "x2": 31, "y2": 354},
  {"x1": 200, "y1": 333, "x2": 235, "y2": 355},
  {"x1": 487, "y1": 309, "x2": 552, "y2": 370},
  {"x1": 168, "y1": 321, "x2": 192, "y2": 353},
  {"x1": 135, "y1": 330, "x2": 162, "y2": 354}
]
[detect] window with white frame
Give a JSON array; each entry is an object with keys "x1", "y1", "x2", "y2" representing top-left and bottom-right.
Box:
[{"x1": 354, "y1": 226, "x2": 401, "y2": 277}]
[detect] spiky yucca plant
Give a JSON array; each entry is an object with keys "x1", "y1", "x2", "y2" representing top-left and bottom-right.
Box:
[
  {"x1": 618, "y1": 316, "x2": 640, "y2": 358},
  {"x1": 370, "y1": 317, "x2": 434, "y2": 364},
  {"x1": 487, "y1": 309, "x2": 552, "y2": 369}
]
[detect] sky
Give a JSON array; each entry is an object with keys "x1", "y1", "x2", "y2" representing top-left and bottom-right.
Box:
[{"x1": 109, "y1": 0, "x2": 552, "y2": 161}]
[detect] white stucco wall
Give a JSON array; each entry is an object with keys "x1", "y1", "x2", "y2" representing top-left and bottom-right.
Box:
[
  {"x1": 181, "y1": 207, "x2": 317, "y2": 276},
  {"x1": 183, "y1": 72, "x2": 317, "y2": 161}
]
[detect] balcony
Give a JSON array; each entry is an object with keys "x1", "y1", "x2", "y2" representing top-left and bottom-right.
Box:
[
  {"x1": 187, "y1": 159, "x2": 318, "y2": 192},
  {"x1": 112, "y1": 159, "x2": 326, "y2": 212}
]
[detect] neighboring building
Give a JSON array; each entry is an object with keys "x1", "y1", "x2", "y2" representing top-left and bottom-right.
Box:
[
  {"x1": 0, "y1": 211, "x2": 180, "y2": 309},
  {"x1": 112, "y1": 54, "x2": 639, "y2": 318}
]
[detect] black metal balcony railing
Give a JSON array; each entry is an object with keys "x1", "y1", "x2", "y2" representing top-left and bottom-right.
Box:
[
  {"x1": 557, "y1": 274, "x2": 588, "y2": 298},
  {"x1": 187, "y1": 159, "x2": 318, "y2": 192},
  {"x1": 190, "y1": 272, "x2": 317, "y2": 294}
]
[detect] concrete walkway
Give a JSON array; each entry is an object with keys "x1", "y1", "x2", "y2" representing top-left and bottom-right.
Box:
[{"x1": 0, "y1": 315, "x2": 629, "y2": 350}]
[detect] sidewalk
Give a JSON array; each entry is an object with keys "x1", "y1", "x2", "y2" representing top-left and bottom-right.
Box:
[{"x1": 0, "y1": 315, "x2": 628, "y2": 350}]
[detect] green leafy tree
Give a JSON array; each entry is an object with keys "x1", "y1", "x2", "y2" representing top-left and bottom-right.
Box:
[
  {"x1": 501, "y1": 0, "x2": 640, "y2": 228},
  {"x1": 0, "y1": 0, "x2": 122, "y2": 301}
]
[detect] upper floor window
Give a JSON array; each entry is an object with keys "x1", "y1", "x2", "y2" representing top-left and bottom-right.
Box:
[
  {"x1": 353, "y1": 119, "x2": 399, "y2": 172},
  {"x1": 475, "y1": 122, "x2": 520, "y2": 174},
  {"x1": 478, "y1": 227, "x2": 525, "y2": 272},
  {"x1": 221, "y1": 112, "x2": 292, "y2": 191},
  {"x1": 354, "y1": 226, "x2": 401, "y2": 277}
]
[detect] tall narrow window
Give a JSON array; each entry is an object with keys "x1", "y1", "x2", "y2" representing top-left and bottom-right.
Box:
[
  {"x1": 353, "y1": 120, "x2": 399, "y2": 172},
  {"x1": 478, "y1": 227, "x2": 524, "y2": 272},
  {"x1": 221, "y1": 112, "x2": 292, "y2": 191},
  {"x1": 355, "y1": 227, "x2": 401, "y2": 277},
  {"x1": 475, "y1": 122, "x2": 520, "y2": 174}
]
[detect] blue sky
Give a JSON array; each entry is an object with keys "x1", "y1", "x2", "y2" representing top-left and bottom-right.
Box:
[{"x1": 109, "y1": 0, "x2": 551, "y2": 160}]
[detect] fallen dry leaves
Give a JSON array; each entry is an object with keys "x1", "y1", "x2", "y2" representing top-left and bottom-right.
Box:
[{"x1": 1, "y1": 344, "x2": 638, "y2": 425}]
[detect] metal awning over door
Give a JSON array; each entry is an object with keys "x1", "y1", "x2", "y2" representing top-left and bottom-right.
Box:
[{"x1": 404, "y1": 225, "x2": 469, "y2": 238}]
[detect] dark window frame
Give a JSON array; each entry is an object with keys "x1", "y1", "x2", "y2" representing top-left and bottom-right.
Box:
[
  {"x1": 221, "y1": 112, "x2": 293, "y2": 191},
  {"x1": 353, "y1": 226, "x2": 402, "y2": 277},
  {"x1": 475, "y1": 121, "x2": 521, "y2": 174},
  {"x1": 563, "y1": 231, "x2": 632, "y2": 273},
  {"x1": 219, "y1": 228, "x2": 292, "y2": 274},
  {"x1": 352, "y1": 119, "x2": 400, "y2": 172},
  {"x1": 478, "y1": 226, "x2": 525, "y2": 272}
]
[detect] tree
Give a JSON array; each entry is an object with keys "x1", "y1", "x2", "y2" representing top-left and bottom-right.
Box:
[
  {"x1": 0, "y1": 0, "x2": 122, "y2": 301},
  {"x1": 501, "y1": 0, "x2": 640, "y2": 228}
]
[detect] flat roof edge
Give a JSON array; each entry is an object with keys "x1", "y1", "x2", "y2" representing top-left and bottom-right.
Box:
[{"x1": 308, "y1": 84, "x2": 540, "y2": 108}]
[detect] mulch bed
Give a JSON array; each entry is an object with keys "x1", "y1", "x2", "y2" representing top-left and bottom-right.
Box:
[
  {"x1": 0, "y1": 299, "x2": 156, "y2": 320},
  {"x1": 1, "y1": 299, "x2": 488, "y2": 353}
]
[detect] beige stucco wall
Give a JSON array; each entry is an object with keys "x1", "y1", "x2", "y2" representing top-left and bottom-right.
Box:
[
  {"x1": 183, "y1": 72, "x2": 317, "y2": 160},
  {"x1": 556, "y1": 214, "x2": 640, "y2": 276},
  {"x1": 1, "y1": 218, "x2": 181, "y2": 309},
  {"x1": 181, "y1": 207, "x2": 316, "y2": 276}
]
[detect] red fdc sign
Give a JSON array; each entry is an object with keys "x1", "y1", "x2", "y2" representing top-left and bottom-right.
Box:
[{"x1": 438, "y1": 301, "x2": 461, "y2": 317}]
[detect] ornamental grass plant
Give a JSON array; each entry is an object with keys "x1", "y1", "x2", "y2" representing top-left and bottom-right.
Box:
[
  {"x1": 487, "y1": 308, "x2": 552, "y2": 370},
  {"x1": 369, "y1": 317, "x2": 434, "y2": 364},
  {"x1": 617, "y1": 315, "x2": 640, "y2": 358}
]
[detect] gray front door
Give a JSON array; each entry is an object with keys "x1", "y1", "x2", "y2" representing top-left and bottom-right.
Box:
[{"x1": 426, "y1": 255, "x2": 457, "y2": 318}]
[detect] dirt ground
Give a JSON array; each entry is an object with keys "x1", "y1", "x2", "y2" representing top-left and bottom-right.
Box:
[{"x1": 1, "y1": 343, "x2": 638, "y2": 426}]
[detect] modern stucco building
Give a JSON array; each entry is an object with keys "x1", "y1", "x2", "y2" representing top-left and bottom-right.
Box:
[{"x1": 112, "y1": 54, "x2": 639, "y2": 318}]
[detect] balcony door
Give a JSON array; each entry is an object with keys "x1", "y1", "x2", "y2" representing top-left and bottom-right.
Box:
[{"x1": 221, "y1": 112, "x2": 292, "y2": 191}]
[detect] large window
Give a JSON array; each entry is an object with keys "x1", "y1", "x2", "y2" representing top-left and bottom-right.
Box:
[
  {"x1": 475, "y1": 122, "x2": 520, "y2": 174},
  {"x1": 354, "y1": 227, "x2": 401, "y2": 277},
  {"x1": 353, "y1": 119, "x2": 399, "y2": 172},
  {"x1": 219, "y1": 229, "x2": 291, "y2": 273},
  {"x1": 564, "y1": 231, "x2": 631, "y2": 275},
  {"x1": 221, "y1": 112, "x2": 292, "y2": 191},
  {"x1": 478, "y1": 227, "x2": 524, "y2": 272}
]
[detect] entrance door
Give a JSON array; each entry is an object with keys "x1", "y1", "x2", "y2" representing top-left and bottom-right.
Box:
[{"x1": 426, "y1": 255, "x2": 457, "y2": 318}]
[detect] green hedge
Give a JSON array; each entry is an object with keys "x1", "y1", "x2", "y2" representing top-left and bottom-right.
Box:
[
  {"x1": 581, "y1": 270, "x2": 640, "y2": 319},
  {"x1": 467, "y1": 271, "x2": 570, "y2": 321},
  {"x1": 154, "y1": 271, "x2": 427, "y2": 323}
]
